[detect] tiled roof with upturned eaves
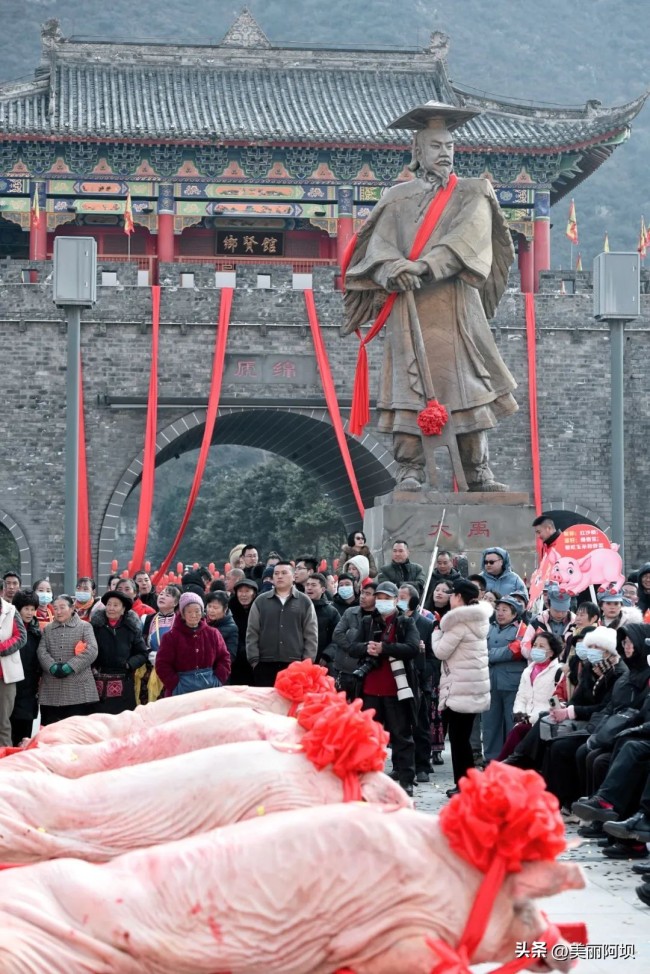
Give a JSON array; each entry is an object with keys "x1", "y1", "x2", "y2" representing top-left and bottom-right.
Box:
[{"x1": 0, "y1": 21, "x2": 646, "y2": 152}]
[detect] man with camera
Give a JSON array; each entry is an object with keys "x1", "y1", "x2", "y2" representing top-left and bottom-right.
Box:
[{"x1": 346, "y1": 581, "x2": 420, "y2": 796}]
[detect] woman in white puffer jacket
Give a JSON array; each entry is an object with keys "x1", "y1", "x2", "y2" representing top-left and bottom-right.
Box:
[{"x1": 432, "y1": 579, "x2": 492, "y2": 796}]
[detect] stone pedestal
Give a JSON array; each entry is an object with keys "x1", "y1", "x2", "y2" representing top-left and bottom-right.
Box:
[{"x1": 364, "y1": 490, "x2": 537, "y2": 582}]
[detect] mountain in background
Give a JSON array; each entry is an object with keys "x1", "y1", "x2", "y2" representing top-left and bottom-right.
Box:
[{"x1": 3, "y1": 0, "x2": 649, "y2": 266}]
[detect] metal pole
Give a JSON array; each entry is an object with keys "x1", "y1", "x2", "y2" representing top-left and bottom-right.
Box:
[
  {"x1": 64, "y1": 306, "x2": 81, "y2": 593},
  {"x1": 609, "y1": 318, "x2": 625, "y2": 563}
]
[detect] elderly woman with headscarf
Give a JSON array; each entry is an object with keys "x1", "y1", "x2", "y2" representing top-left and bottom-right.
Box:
[{"x1": 155, "y1": 592, "x2": 231, "y2": 696}]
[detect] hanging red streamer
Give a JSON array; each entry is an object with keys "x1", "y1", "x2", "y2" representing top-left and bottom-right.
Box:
[
  {"x1": 77, "y1": 357, "x2": 93, "y2": 578},
  {"x1": 151, "y1": 288, "x2": 233, "y2": 586},
  {"x1": 304, "y1": 290, "x2": 365, "y2": 519},
  {"x1": 347, "y1": 174, "x2": 458, "y2": 436},
  {"x1": 525, "y1": 293, "x2": 543, "y2": 518},
  {"x1": 129, "y1": 286, "x2": 160, "y2": 575}
]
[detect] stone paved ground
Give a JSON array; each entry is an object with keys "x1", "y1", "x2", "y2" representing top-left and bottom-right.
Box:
[{"x1": 397, "y1": 747, "x2": 650, "y2": 974}]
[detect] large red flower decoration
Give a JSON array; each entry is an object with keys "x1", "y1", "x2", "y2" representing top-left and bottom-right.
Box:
[
  {"x1": 439, "y1": 763, "x2": 566, "y2": 874},
  {"x1": 417, "y1": 399, "x2": 448, "y2": 437},
  {"x1": 274, "y1": 660, "x2": 336, "y2": 715},
  {"x1": 297, "y1": 690, "x2": 347, "y2": 732},
  {"x1": 301, "y1": 695, "x2": 389, "y2": 780}
]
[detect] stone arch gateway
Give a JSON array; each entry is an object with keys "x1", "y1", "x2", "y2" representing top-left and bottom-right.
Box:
[{"x1": 97, "y1": 406, "x2": 397, "y2": 583}]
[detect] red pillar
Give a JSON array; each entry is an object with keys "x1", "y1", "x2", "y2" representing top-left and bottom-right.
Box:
[
  {"x1": 533, "y1": 189, "x2": 551, "y2": 292},
  {"x1": 518, "y1": 235, "x2": 535, "y2": 293},
  {"x1": 157, "y1": 184, "x2": 175, "y2": 265},
  {"x1": 29, "y1": 181, "x2": 47, "y2": 261}
]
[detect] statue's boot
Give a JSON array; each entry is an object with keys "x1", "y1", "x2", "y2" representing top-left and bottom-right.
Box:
[
  {"x1": 457, "y1": 431, "x2": 508, "y2": 492},
  {"x1": 393, "y1": 433, "x2": 425, "y2": 491}
]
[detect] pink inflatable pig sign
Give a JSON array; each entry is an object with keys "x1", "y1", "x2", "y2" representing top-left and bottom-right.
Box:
[{"x1": 547, "y1": 524, "x2": 625, "y2": 596}]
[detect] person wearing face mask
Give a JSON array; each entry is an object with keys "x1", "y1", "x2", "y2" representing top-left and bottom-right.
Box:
[
  {"x1": 331, "y1": 573, "x2": 359, "y2": 616},
  {"x1": 72, "y1": 576, "x2": 99, "y2": 623},
  {"x1": 398, "y1": 583, "x2": 436, "y2": 781},
  {"x1": 483, "y1": 596, "x2": 527, "y2": 762},
  {"x1": 332, "y1": 581, "x2": 378, "y2": 700},
  {"x1": 498, "y1": 632, "x2": 565, "y2": 761},
  {"x1": 561, "y1": 602, "x2": 601, "y2": 699},
  {"x1": 521, "y1": 583, "x2": 575, "y2": 660},
  {"x1": 32, "y1": 578, "x2": 55, "y2": 630},
  {"x1": 347, "y1": 581, "x2": 420, "y2": 796}
]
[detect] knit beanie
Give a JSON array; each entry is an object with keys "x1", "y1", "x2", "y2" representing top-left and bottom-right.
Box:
[{"x1": 179, "y1": 592, "x2": 204, "y2": 615}]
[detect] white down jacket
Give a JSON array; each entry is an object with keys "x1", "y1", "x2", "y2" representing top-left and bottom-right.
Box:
[
  {"x1": 513, "y1": 660, "x2": 564, "y2": 725},
  {"x1": 432, "y1": 602, "x2": 492, "y2": 714}
]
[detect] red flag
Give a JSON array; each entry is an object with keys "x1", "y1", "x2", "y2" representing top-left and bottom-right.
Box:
[
  {"x1": 30, "y1": 187, "x2": 41, "y2": 229},
  {"x1": 124, "y1": 191, "x2": 134, "y2": 236},
  {"x1": 638, "y1": 217, "x2": 647, "y2": 259},
  {"x1": 565, "y1": 199, "x2": 578, "y2": 245}
]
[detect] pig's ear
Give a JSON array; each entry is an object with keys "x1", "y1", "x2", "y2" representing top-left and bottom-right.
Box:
[
  {"x1": 547, "y1": 549, "x2": 559, "y2": 565},
  {"x1": 510, "y1": 861, "x2": 585, "y2": 901},
  {"x1": 578, "y1": 554, "x2": 592, "y2": 572}
]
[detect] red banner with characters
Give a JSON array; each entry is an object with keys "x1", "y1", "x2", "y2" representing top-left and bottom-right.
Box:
[{"x1": 528, "y1": 524, "x2": 625, "y2": 604}]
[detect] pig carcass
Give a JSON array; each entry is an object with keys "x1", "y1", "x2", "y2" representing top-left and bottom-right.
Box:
[
  {"x1": 0, "y1": 708, "x2": 301, "y2": 778},
  {"x1": 0, "y1": 803, "x2": 584, "y2": 974},
  {"x1": 0, "y1": 739, "x2": 409, "y2": 863},
  {"x1": 547, "y1": 546, "x2": 625, "y2": 595},
  {"x1": 34, "y1": 684, "x2": 292, "y2": 747}
]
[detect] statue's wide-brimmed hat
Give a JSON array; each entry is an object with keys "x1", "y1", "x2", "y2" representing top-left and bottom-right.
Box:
[{"x1": 388, "y1": 100, "x2": 481, "y2": 131}]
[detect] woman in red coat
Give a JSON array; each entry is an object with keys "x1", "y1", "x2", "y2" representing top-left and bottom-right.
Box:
[{"x1": 156, "y1": 592, "x2": 231, "y2": 696}]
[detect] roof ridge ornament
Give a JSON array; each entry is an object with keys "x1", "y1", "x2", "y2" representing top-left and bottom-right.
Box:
[
  {"x1": 428, "y1": 31, "x2": 450, "y2": 61},
  {"x1": 41, "y1": 18, "x2": 64, "y2": 48},
  {"x1": 220, "y1": 8, "x2": 271, "y2": 49}
]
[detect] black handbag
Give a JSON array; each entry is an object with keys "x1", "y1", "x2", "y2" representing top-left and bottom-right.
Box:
[
  {"x1": 335, "y1": 671, "x2": 363, "y2": 702},
  {"x1": 587, "y1": 708, "x2": 640, "y2": 751}
]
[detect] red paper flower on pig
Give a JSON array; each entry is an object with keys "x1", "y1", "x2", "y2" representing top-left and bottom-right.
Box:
[
  {"x1": 274, "y1": 660, "x2": 337, "y2": 715},
  {"x1": 439, "y1": 763, "x2": 566, "y2": 874},
  {"x1": 297, "y1": 690, "x2": 347, "y2": 732},
  {"x1": 301, "y1": 696, "x2": 389, "y2": 780}
]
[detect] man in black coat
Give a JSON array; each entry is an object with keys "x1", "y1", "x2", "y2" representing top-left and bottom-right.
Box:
[
  {"x1": 398, "y1": 583, "x2": 436, "y2": 782},
  {"x1": 304, "y1": 574, "x2": 340, "y2": 670}
]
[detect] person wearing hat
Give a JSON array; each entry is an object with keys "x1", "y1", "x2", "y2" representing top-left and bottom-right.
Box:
[
  {"x1": 432, "y1": 578, "x2": 492, "y2": 795},
  {"x1": 483, "y1": 595, "x2": 527, "y2": 762},
  {"x1": 91, "y1": 591, "x2": 149, "y2": 714},
  {"x1": 155, "y1": 592, "x2": 230, "y2": 696},
  {"x1": 479, "y1": 547, "x2": 528, "y2": 601},
  {"x1": 521, "y1": 582, "x2": 575, "y2": 658},
  {"x1": 599, "y1": 586, "x2": 643, "y2": 630},
  {"x1": 228, "y1": 578, "x2": 259, "y2": 685},
  {"x1": 346, "y1": 580, "x2": 420, "y2": 796},
  {"x1": 342, "y1": 101, "x2": 517, "y2": 492}
]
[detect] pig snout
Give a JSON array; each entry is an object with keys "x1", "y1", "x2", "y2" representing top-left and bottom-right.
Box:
[{"x1": 359, "y1": 772, "x2": 413, "y2": 808}]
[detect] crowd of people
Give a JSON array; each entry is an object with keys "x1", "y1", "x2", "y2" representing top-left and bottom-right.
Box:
[{"x1": 1, "y1": 517, "x2": 650, "y2": 905}]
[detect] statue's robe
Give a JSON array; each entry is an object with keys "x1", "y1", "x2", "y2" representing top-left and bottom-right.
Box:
[{"x1": 343, "y1": 176, "x2": 518, "y2": 436}]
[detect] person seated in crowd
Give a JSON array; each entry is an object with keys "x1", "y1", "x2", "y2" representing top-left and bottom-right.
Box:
[
  {"x1": 133, "y1": 569, "x2": 158, "y2": 610},
  {"x1": 521, "y1": 583, "x2": 575, "y2": 658},
  {"x1": 205, "y1": 591, "x2": 238, "y2": 665},
  {"x1": 115, "y1": 577, "x2": 156, "y2": 623},
  {"x1": 560, "y1": 601, "x2": 600, "y2": 698},
  {"x1": 479, "y1": 547, "x2": 528, "y2": 600},
  {"x1": 9, "y1": 589, "x2": 42, "y2": 745},
  {"x1": 304, "y1": 573, "x2": 339, "y2": 670},
  {"x1": 73, "y1": 576, "x2": 99, "y2": 622},
  {"x1": 293, "y1": 556, "x2": 319, "y2": 593},
  {"x1": 229, "y1": 578, "x2": 258, "y2": 685},
  {"x1": 331, "y1": 572, "x2": 359, "y2": 616},
  {"x1": 346, "y1": 581, "x2": 420, "y2": 797},
  {"x1": 378, "y1": 540, "x2": 425, "y2": 596},
  {"x1": 91, "y1": 590, "x2": 148, "y2": 714},
  {"x1": 398, "y1": 583, "x2": 436, "y2": 782},
  {"x1": 599, "y1": 586, "x2": 642, "y2": 629},
  {"x1": 332, "y1": 579, "x2": 377, "y2": 699},
  {"x1": 498, "y1": 632, "x2": 565, "y2": 760},
  {"x1": 37, "y1": 594, "x2": 98, "y2": 726},
  {"x1": 32, "y1": 578, "x2": 55, "y2": 629},
  {"x1": 339, "y1": 531, "x2": 378, "y2": 578},
  {"x1": 156, "y1": 592, "x2": 230, "y2": 696},
  {"x1": 483, "y1": 595, "x2": 527, "y2": 762}
]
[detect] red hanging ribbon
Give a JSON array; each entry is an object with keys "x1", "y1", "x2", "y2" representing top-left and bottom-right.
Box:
[
  {"x1": 347, "y1": 174, "x2": 458, "y2": 436},
  {"x1": 151, "y1": 288, "x2": 233, "y2": 585},
  {"x1": 77, "y1": 356, "x2": 93, "y2": 578},
  {"x1": 129, "y1": 285, "x2": 160, "y2": 575},
  {"x1": 304, "y1": 290, "x2": 365, "y2": 519},
  {"x1": 525, "y1": 292, "x2": 542, "y2": 518}
]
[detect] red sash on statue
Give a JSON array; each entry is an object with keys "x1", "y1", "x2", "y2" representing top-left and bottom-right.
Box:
[{"x1": 346, "y1": 174, "x2": 458, "y2": 436}]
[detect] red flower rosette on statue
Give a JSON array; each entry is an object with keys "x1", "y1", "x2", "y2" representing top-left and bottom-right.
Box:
[
  {"x1": 300, "y1": 695, "x2": 389, "y2": 801},
  {"x1": 274, "y1": 659, "x2": 337, "y2": 717},
  {"x1": 417, "y1": 399, "x2": 448, "y2": 436},
  {"x1": 425, "y1": 763, "x2": 571, "y2": 974}
]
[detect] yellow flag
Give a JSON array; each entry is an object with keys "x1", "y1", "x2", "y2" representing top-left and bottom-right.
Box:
[{"x1": 565, "y1": 199, "x2": 578, "y2": 245}]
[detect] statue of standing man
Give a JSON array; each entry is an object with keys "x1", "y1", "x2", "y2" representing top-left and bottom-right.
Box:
[{"x1": 342, "y1": 101, "x2": 518, "y2": 491}]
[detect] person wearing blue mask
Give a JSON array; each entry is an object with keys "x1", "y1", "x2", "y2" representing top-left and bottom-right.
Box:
[
  {"x1": 331, "y1": 573, "x2": 359, "y2": 616},
  {"x1": 347, "y1": 581, "x2": 420, "y2": 796},
  {"x1": 32, "y1": 578, "x2": 55, "y2": 630},
  {"x1": 499, "y1": 632, "x2": 565, "y2": 761}
]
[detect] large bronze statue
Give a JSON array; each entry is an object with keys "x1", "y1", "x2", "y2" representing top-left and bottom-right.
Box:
[{"x1": 342, "y1": 102, "x2": 518, "y2": 491}]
